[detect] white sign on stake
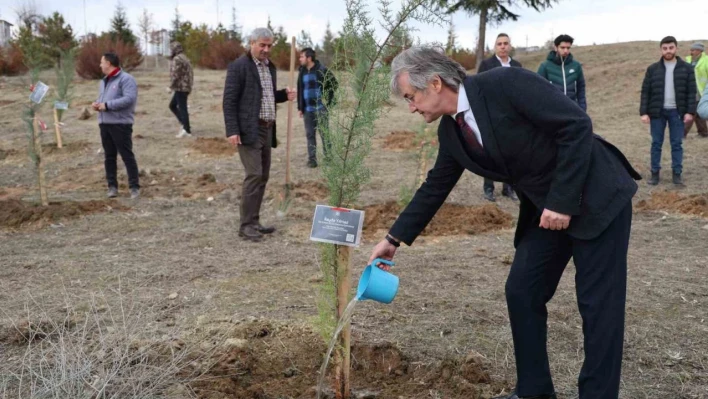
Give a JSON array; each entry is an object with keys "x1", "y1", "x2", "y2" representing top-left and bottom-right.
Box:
[
  {"x1": 54, "y1": 101, "x2": 69, "y2": 110},
  {"x1": 29, "y1": 82, "x2": 50, "y2": 104},
  {"x1": 310, "y1": 205, "x2": 365, "y2": 247}
]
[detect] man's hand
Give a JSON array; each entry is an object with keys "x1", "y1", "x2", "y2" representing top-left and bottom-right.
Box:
[
  {"x1": 97, "y1": 103, "x2": 107, "y2": 111},
  {"x1": 228, "y1": 135, "x2": 242, "y2": 146},
  {"x1": 684, "y1": 114, "x2": 694, "y2": 124},
  {"x1": 166, "y1": 87, "x2": 172, "y2": 94},
  {"x1": 368, "y1": 239, "x2": 397, "y2": 271},
  {"x1": 539, "y1": 209, "x2": 571, "y2": 230},
  {"x1": 298, "y1": 111, "x2": 303, "y2": 118},
  {"x1": 641, "y1": 115, "x2": 650, "y2": 124},
  {"x1": 286, "y1": 87, "x2": 296, "y2": 101},
  {"x1": 91, "y1": 102, "x2": 100, "y2": 111}
]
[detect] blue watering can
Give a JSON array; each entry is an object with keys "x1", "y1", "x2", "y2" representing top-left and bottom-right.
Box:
[{"x1": 356, "y1": 258, "x2": 398, "y2": 304}]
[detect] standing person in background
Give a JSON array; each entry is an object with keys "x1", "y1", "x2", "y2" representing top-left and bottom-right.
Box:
[
  {"x1": 684, "y1": 42, "x2": 708, "y2": 137},
  {"x1": 640, "y1": 36, "x2": 696, "y2": 186},
  {"x1": 538, "y1": 34, "x2": 587, "y2": 112},
  {"x1": 297, "y1": 47, "x2": 338, "y2": 168},
  {"x1": 169, "y1": 41, "x2": 194, "y2": 138},
  {"x1": 93, "y1": 52, "x2": 140, "y2": 200},
  {"x1": 222, "y1": 28, "x2": 296, "y2": 242},
  {"x1": 477, "y1": 33, "x2": 521, "y2": 202}
]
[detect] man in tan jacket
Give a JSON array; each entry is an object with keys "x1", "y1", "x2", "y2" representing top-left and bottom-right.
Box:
[{"x1": 169, "y1": 41, "x2": 194, "y2": 138}]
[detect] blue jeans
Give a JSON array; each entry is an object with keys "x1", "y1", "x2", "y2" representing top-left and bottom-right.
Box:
[{"x1": 650, "y1": 108, "x2": 683, "y2": 174}]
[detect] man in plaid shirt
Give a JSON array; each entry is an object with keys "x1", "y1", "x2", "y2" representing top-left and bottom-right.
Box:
[
  {"x1": 297, "y1": 47, "x2": 338, "y2": 167},
  {"x1": 223, "y1": 28, "x2": 296, "y2": 241}
]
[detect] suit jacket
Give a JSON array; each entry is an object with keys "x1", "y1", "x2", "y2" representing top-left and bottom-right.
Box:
[
  {"x1": 477, "y1": 55, "x2": 522, "y2": 73},
  {"x1": 389, "y1": 68, "x2": 641, "y2": 247},
  {"x1": 223, "y1": 52, "x2": 288, "y2": 148}
]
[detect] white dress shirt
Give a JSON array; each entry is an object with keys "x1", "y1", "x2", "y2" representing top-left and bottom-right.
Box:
[
  {"x1": 451, "y1": 84, "x2": 483, "y2": 147},
  {"x1": 496, "y1": 55, "x2": 512, "y2": 67}
]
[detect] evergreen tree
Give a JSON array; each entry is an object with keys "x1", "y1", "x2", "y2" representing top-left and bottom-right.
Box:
[
  {"x1": 229, "y1": 5, "x2": 242, "y2": 42},
  {"x1": 170, "y1": 7, "x2": 181, "y2": 41},
  {"x1": 109, "y1": 2, "x2": 136, "y2": 45},
  {"x1": 445, "y1": 21, "x2": 457, "y2": 55},
  {"x1": 297, "y1": 30, "x2": 313, "y2": 50},
  {"x1": 321, "y1": 21, "x2": 335, "y2": 66},
  {"x1": 39, "y1": 12, "x2": 78, "y2": 66}
]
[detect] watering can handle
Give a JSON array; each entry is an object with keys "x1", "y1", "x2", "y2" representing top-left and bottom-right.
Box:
[{"x1": 369, "y1": 258, "x2": 394, "y2": 268}]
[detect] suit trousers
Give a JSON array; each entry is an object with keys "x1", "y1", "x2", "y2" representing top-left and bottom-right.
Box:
[
  {"x1": 505, "y1": 202, "x2": 632, "y2": 399},
  {"x1": 238, "y1": 124, "x2": 272, "y2": 229}
]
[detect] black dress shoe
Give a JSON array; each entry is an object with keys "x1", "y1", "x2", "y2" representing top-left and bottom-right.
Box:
[
  {"x1": 502, "y1": 187, "x2": 518, "y2": 202},
  {"x1": 239, "y1": 225, "x2": 263, "y2": 241},
  {"x1": 484, "y1": 189, "x2": 496, "y2": 202},
  {"x1": 492, "y1": 391, "x2": 557, "y2": 399},
  {"x1": 254, "y1": 224, "x2": 276, "y2": 234}
]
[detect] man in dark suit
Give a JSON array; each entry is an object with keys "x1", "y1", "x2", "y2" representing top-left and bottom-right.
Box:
[
  {"x1": 223, "y1": 28, "x2": 295, "y2": 241},
  {"x1": 369, "y1": 47, "x2": 640, "y2": 399},
  {"x1": 477, "y1": 33, "x2": 522, "y2": 202}
]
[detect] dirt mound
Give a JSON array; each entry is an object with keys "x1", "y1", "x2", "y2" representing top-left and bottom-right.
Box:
[
  {"x1": 0, "y1": 100, "x2": 17, "y2": 107},
  {"x1": 0, "y1": 147, "x2": 19, "y2": 160},
  {"x1": 137, "y1": 83, "x2": 153, "y2": 90},
  {"x1": 41, "y1": 140, "x2": 90, "y2": 155},
  {"x1": 0, "y1": 199, "x2": 128, "y2": 229},
  {"x1": 0, "y1": 187, "x2": 28, "y2": 201},
  {"x1": 292, "y1": 181, "x2": 329, "y2": 202},
  {"x1": 184, "y1": 321, "x2": 501, "y2": 399},
  {"x1": 142, "y1": 170, "x2": 230, "y2": 199},
  {"x1": 382, "y1": 130, "x2": 418, "y2": 151},
  {"x1": 364, "y1": 202, "x2": 514, "y2": 239},
  {"x1": 636, "y1": 191, "x2": 708, "y2": 217},
  {"x1": 190, "y1": 137, "x2": 235, "y2": 157}
]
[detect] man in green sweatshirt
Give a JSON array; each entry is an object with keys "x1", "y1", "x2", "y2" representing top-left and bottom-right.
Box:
[{"x1": 538, "y1": 34, "x2": 587, "y2": 112}]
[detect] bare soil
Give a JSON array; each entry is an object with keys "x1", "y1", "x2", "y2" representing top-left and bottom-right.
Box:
[
  {"x1": 2, "y1": 41, "x2": 708, "y2": 398},
  {"x1": 190, "y1": 137, "x2": 237, "y2": 157},
  {"x1": 382, "y1": 130, "x2": 418, "y2": 151},
  {"x1": 0, "y1": 199, "x2": 128, "y2": 228},
  {"x1": 636, "y1": 190, "x2": 708, "y2": 217},
  {"x1": 364, "y1": 201, "x2": 514, "y2": 239}
]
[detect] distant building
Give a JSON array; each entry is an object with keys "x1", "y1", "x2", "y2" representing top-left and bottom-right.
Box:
[
  {"x1": 149, "y1": 29, "x2": 170, "y2": 56},
  {"x1": 0, "y1": 20, "x2": 13, "y2": 48}
]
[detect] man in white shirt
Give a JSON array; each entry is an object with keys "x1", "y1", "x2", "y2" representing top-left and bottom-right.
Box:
[{"x1": 476, "y1": 33, "x2": 522, "y2": 202}]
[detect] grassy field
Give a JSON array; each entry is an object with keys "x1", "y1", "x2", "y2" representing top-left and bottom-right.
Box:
[{"x1": 1, "y1": 40, "x2": 708, "y2": 398}]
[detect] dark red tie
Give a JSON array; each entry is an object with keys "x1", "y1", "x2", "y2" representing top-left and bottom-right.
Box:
[{"x1": 456, "y1": 113, "x2": 482, "y2": 150}]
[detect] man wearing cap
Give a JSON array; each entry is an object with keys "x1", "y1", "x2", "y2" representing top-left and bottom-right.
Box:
[{"x1": 685, "y1": 42, "x2": 708, "y2": 137}]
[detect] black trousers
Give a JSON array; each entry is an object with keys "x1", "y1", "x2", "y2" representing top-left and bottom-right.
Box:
[
  {"x1": 484, "y1": 178, "x2": 513, "y2": 194},
  {"x1": 99, "y1": 124, "x2": 140, "y2": 189},
  {"x1": 505, "y1": 202, "x2": 632, "y2": 399},
  {"x1": 169, "y1": 91, "x2": 191, "y2": 133}
]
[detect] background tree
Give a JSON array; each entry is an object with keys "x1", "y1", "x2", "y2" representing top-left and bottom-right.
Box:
[
  {"x1": 170, "y1": 7, "x2": 182, "y2": 42},
  {"x1": 439, "y1": 0, "x2": 557, "y2": 70},
  {"x1": 321, "y1": 21, "x2": 336, "y2": 67},
  {"x1": 297, "y1": 30, "x2": 313, "y2": 50},
  {"x1": 38, "y1": 12, "x2": 77, "y2": 67},
  {"x1": 109, "y1": 2, "x2": 136, "y2": 46},
  {"x1": 229, "y1": 5, "x2": 242, "y2": 42},
  {"x1": 445, "y1": 21, "x2": 457, "y2": 55},
  {"x1": 137, "y1": 9, "x2": 153, "y2": 55}
]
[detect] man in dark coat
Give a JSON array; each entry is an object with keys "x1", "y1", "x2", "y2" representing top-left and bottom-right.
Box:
[
  {"x1": 640, "y1": 36, "x2": 697, "y2": 185},
  {"x1": 369, "y1": 47, "x2": 641, "y2": 399},
  {"x1": 223, "y1": 28, "x2": 296, "y2": 241},
  {"x1": 477, "y1": 33, "x2": 522, "y2": 202}
]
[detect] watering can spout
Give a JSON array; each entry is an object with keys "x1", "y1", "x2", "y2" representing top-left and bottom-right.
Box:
[{"x1": 355, "y1": 258, "x2": 399, "y2": 303}]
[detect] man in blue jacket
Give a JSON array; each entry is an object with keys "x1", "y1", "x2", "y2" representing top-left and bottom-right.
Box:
[{"x1": 92, "y1": 52, "x2": 140, "y2": 199}]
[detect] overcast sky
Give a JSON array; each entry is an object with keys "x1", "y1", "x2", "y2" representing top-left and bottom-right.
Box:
[{"x1": 1, "y1": 0, "x2": 707, "y2": 51}]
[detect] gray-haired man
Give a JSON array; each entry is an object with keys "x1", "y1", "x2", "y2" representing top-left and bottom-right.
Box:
[
  {"x1": 223, "y1": 28, "x2": 296, "y2": 241},
  {"x1": 369, "y1": 47, "x2": 640, "y2": 399}
]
